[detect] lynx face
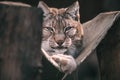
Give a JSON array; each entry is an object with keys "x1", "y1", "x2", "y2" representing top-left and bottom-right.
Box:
[{"x1": 39, "y1": 1, "x2": 83, "y2": 56}]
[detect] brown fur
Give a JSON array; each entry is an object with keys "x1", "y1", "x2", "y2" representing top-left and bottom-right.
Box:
[{"x1": 38, "y1": 1, "x2": 83, "y2": 75}]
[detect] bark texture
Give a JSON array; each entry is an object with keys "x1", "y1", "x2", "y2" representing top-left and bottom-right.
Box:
[{"x1": 0, "y1": 3, "x2": 43, "y2": 80}]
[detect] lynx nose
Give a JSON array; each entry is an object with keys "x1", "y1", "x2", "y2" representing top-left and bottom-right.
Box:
[
  {"x1": 55, "y1": 34, "x2": 65, "y2": 46},
  {"x1": 56, "y1": 40, "x2": 64, "y2": 46}
]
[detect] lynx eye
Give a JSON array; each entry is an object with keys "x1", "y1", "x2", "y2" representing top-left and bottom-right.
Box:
[
  {"x1": 64, "y1": 26, "x2": 77, "y2": 37},
  {"x1": 45, "y1": 27, "x2": 54, "y2": 32},
  {"x1": 64, "y1": 26, "x2": 73, "y2": 32}
]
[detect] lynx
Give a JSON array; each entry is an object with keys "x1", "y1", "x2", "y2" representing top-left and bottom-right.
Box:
[{"x1": 38, "y1": 1, "x2": 83, "y2": 74}]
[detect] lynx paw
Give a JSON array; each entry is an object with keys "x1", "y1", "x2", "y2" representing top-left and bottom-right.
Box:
[{"x1": 51, "y1": 54, "x2": 77, "y2": 74}]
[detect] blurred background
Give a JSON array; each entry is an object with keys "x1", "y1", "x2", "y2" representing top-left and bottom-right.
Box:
[
  {"x1": 0, "y1": 0, "x2": 119, "y2": 80},
  {"x1": 0, "y1": 0, "x2": 120, "y2": 23}
]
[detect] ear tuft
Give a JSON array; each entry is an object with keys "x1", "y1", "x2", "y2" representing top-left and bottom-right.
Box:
[
  {"x1": 66, "y1": 1, "x2": 80, "y2": 21},
  {"x1": 38, "y1": 1, "x2": 50, "y2": 16}
]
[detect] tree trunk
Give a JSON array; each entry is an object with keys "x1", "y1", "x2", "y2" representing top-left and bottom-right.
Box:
[
  {"x1": 97, "y1": 15, "x2": 120, "y2": 80},
  {"x1": 0, "y1": 3, "x2": 43, "y2": 80}
]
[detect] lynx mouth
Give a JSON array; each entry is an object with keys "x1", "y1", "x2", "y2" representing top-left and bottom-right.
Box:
[{"x1": 51, "y1": 46, "x2": 67, "y2": 50}]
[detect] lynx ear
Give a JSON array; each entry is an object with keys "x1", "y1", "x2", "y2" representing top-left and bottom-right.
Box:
[
  {"x1": 38, "y1": 1, "x2": 50, "y2": 16},
  {"x1": 66, "y1": 1, "x2": 80, "y2": 21}
]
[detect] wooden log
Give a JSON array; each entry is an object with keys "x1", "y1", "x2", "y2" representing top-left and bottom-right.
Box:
[
  {"x1": 76, "y1": 11, "x2": 120, "y2": 65},
  {"x1": 0, "y1": 3, "x2": 43, "y2": 80},
  {"x1": 97, "y1": 13, "x2": 120, "y2": 80}
]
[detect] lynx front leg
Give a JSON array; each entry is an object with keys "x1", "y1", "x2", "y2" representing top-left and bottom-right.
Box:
[{"x1": 51, "y1": 54, "x2": 77, "y2": 74}]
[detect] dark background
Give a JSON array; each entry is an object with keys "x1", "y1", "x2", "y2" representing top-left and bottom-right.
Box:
[{"x1": 0, "y1": 0, "x2": 120, "y2": 23}]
